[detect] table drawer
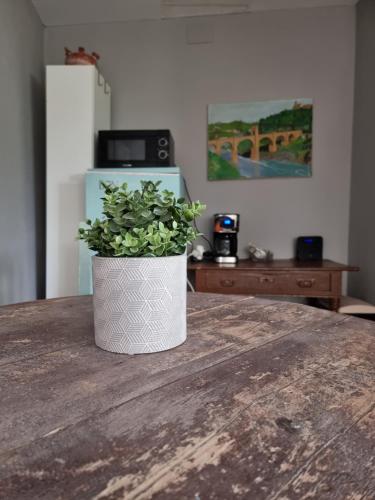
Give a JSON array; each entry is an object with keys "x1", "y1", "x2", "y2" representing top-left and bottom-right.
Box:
[{"x1": 202, "y1": 270, "x2": 332, "y2": 295}]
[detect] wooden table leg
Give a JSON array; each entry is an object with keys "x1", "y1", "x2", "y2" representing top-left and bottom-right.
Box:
[
  {"x1": 330, "y1": 297, "x2": 341, "y2": 312},
  {"x1": 330, "y1": 271, "x2": 342, "y2": 312},
  {"x1": 195, "y1": 270, "x2": 204, "y2": 292}
]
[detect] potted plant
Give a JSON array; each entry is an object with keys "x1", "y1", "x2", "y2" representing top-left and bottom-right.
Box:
[{"x1": 78, "y1": 180, "x2": 205, "y2": 354}]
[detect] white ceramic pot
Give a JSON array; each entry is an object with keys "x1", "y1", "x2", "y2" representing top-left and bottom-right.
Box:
[{"x1": 92, "y1": 254, "x2": 187, "y2": 354}]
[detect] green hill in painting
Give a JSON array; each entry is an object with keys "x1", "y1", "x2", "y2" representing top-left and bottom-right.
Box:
[
  {"x1": 208, "y1": 151, "x2": 241, "y2": 180},
  {"x1": 208, "y1": 105, "x2": 312, "y2": 139},
  {"x1": 259, "y1": 106, "x2": 312, "y2": 134},
  {"x1": 208, "y1": 120, "x2": 253, "y2": 140}
]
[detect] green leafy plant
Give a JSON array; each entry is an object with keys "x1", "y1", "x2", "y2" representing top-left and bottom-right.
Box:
[{"x1": 78, "y1": 181, "x2": 206, "y2": 257}]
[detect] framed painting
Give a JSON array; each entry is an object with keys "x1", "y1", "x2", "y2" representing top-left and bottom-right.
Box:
[{"x1": 208, "y1": 98, "x2": 313, "y2": 180}]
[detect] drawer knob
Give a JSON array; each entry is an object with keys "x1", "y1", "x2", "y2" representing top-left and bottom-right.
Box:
[
  {"x1": 297, "y1": 279, "x2": 315, "y2": 288},
  {"x1": 220, "y1": 279, "x2": 235, "y2": 287},
  {"x1": 258, "y1": 277, "x2": 275, "y2": 284}
]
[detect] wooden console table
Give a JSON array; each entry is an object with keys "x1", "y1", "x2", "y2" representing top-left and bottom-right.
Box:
[{"x1": 188, "y1": 259, "x2": 359, "y2": 311}]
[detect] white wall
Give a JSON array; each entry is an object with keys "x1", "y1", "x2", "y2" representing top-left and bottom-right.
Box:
[
  {"x1": 0, "y1": 0, "x2": 45, "y2": 305},
  {"x1": 45, "y1": 6, "x2": 355, "y2": 265},
  {"x1": 348, "y1": 0, "x2": 375, "y2": 303}
]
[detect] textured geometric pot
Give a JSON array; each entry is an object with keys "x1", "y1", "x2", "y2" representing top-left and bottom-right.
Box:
[{"x1": 92, "y1": 254, "x2": 187, "y2": 354}]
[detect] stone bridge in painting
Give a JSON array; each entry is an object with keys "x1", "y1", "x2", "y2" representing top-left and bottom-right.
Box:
[{"x1": 208, "y1": 125, "x2": 303, "y2": 163}]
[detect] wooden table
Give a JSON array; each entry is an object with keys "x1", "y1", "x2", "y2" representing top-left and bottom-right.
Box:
[
  {"x1": 188, "y1": 259, "x2": 359, "y2": 311},
  {"x1": 1, "y1": 294, "x2": 374, "y2": 499}
]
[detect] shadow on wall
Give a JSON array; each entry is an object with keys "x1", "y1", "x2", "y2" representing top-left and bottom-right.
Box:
[
  {"x1": 0, "y1": 255, "x2": 19, "y2": 304},
  {"x1": 31, "y1": 74, "x2": 46, "y2": 300},
  {"x1": 58, "y1": 177, "x2": 85, "y2": 296},
  {"x1": 0, "y1": 77, "x2": 45, "y2": 306}
]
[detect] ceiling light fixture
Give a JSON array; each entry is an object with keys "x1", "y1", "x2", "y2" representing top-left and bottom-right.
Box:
[{"x1": 161, "y1": 0, "x2": 252, "y2": 19}]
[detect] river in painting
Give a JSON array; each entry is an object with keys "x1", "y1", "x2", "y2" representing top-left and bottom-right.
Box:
[{"x1": 221, "y1": 151, "x2": 311, "y2": 178}]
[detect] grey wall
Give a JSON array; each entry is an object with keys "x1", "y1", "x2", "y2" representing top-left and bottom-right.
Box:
[
  {"x1": 348, "y1": 0, "x2": 375, "y2": 303},
  {"x1": 0, "y1": 0, "x2": 45, "y2": 305},
  {"x1": 45, "y1": 6, "x2": 355, "y2": 267}
]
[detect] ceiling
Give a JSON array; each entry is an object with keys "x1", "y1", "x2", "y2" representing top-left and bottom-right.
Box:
[{"x1": 31, "y1": 0, "x2": 358, "y2": 27}]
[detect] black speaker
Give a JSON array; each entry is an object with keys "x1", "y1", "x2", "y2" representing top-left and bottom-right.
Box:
[{"x1": 296, "y1": 236, "x2": 323, "y2": 261}]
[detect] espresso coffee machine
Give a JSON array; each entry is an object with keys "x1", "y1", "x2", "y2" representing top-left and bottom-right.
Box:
[{"x1": 213, "y1": 213, "x2": 240, "y2": 264}]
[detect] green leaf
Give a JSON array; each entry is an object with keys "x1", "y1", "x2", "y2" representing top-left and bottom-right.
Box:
[
  {"x1": 109, "y1": 220, "x2": 121, "y2": 233},
  {"x1": 141, "y1": 209, "x2": 152, "y2": 218},
  {"x1": 123, "y1": 212, "x2": 136, "y2": 220},
  {"x1": 153, "y1": 207, "x2": 168, "y2": 216}
]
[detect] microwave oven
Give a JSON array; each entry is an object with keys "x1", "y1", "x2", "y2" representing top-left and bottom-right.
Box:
[{"x1": 97, "y1": 130, "x2": 174, "y2": 168}]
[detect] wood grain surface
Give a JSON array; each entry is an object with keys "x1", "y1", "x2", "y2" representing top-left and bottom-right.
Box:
[
  {"x1": 0, "y1": 293, "x2": 374, "y2": 500},
  {"x1": 187, "y1": 259, "x2": 359, "y2": 272},
  {"x1": 187, "y1": 260, "x2": 359, "y2": 312}
]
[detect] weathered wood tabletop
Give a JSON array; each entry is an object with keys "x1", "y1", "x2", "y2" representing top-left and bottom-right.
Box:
[{"x1": 0, "y1": 293, "x2": 374, "y2": 500}]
